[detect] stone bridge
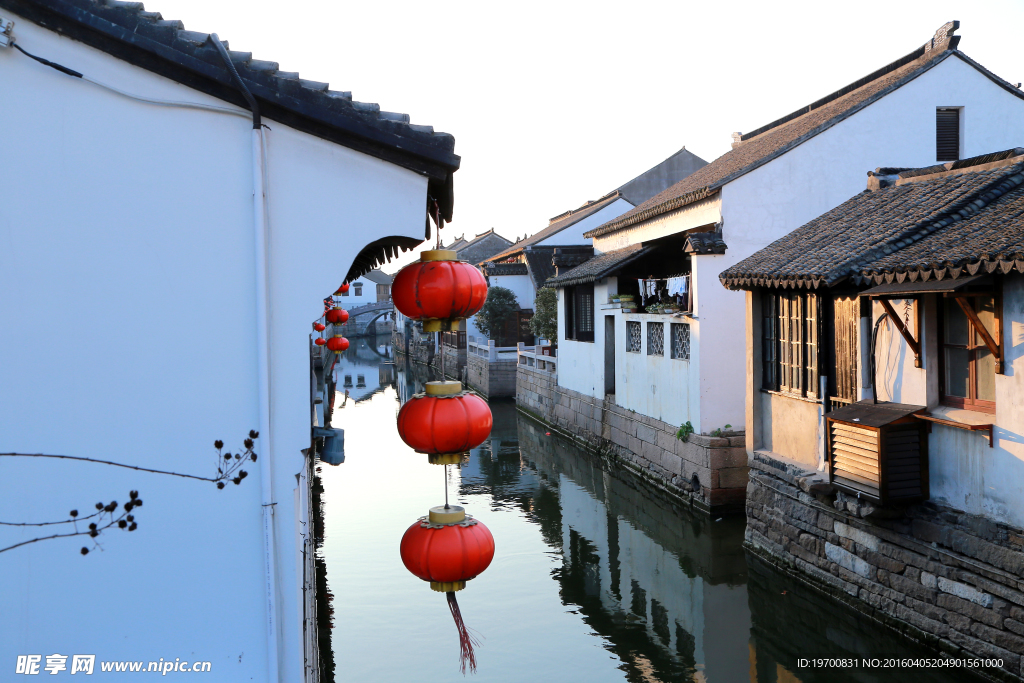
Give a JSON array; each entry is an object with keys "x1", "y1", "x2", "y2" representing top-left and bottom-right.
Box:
[{"x1": 342, "y1": 300, "x2": 393, "y2": 336}]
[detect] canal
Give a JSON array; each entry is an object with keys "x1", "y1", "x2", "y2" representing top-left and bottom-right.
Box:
[{"x1": 318, "y1": 337, "x2": 979, "y2": 683}]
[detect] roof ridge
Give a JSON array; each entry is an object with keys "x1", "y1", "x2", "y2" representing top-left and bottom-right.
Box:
[
  {"x1": 740, "y1": 21, "x2": 960, "y2": 143},
  {"x1": 841, "y1": 163, "x2": 1024, "y2": 283}
]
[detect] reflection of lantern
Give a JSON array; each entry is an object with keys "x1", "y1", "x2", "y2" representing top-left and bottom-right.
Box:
[
  {"x1": 314, "y1": 322, "x2": 326, "y2": 332},
  {"x1": 392, "y1": 250, "x2": 487, "y2": 332},
  {"x1": 326, "y1": 335, "x2": 349, "y2": 353},
  {"x1": 325, "y1": 307, "x2": 349, "y2": 325},
  {"x1": 314, "y1": 338, "x2": 326, "y2": 346},
  {"x1": 397, "y1": 382, "x2": 491, "y2": 464},
  {"x1": 401, "y1": 505, "x2": 494, "y2": 673}
]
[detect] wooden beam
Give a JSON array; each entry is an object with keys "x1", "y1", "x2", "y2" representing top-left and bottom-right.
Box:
[
  {"x1": 877, "y1": 298, "x2": 921, "y2": 367},
  {"x1": 955, "y1": 297, "x2": 1003, "y2": 374}
]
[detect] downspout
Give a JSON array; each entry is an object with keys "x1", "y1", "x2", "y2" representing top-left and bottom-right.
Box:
[{"x1": 211, "y1": 36, "x2": 280, "y2": 683}]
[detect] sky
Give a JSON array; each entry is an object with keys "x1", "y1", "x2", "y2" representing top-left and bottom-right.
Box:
[{"x1": 149, "y1": 0, "x2": 1024, "y2": 266}]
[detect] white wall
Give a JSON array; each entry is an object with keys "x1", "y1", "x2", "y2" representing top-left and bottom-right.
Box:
[
  {"x1": 557, "y1": 280, "x2": 613, "y2": 397},
  {"x1": 594, "y1": 195, "x2": 721, "y2": 255},
  {"x1": 870, "y1": 279, "x2": 1024, "y2": 528},
  {"x1": 335, "y1": 274, "x2": 383, "y2": 307},
  {"x1": 0, "y1": 14, "x2": 426, "y2": 682},
  {"x1": 541, "y1": 197, "x2": 634, "y2": 247},
  {"x1": 616, "y1": 313, "x2": 699, "y2": 428},
  {"x1": 487, "y1": 272, "x2": 537, "y2": 310}
]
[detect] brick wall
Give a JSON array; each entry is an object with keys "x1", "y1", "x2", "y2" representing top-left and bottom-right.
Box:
[
  {"x1": 517, "y1": 364, "x2": 747, "y2": 514},
  {"x1": 747, "y1": 452, "x2": 1024, "y2": 680}
]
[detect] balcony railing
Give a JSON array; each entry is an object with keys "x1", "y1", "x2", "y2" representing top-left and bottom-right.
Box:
[{"x1": 516, "y1": 339, "x2": 557, "y2": 373}]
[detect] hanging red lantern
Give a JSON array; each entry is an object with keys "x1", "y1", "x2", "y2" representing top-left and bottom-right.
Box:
[
  {"x1": 401, "y1": 505, "x2": 494, "y2": 673},
  {"x1": 397, "y1": 381, "x2": 491, "y2": 464},
  {"x1": 326, "y1": 335, "x2": 349, "y2": 353},
  {"x1": 392, "y1": 250, "x2": 487, "y2": 332},
  {"x1": 313, "y1": 322, "x2": 326, "y2": 332},
  {"x1": 325, "y1": 307, "x2": 349, "y2": 325},
  {"x1": 314, "y1": 338, "x2": 326, "y2": 347},
  {"x1": 337, "y1": 283, "x2": 350, "y2": 294}
]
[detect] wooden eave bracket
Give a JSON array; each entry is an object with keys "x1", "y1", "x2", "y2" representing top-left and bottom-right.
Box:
[
  {"x1": 916, "y1": 413, "x2": 994, "y2": 448},
  {"x1": 876, "y1": 298, "x2": 922, "y2": 367},
  {"x1": 953, "y1": 296, "x2": 1003, "y2": 374}
]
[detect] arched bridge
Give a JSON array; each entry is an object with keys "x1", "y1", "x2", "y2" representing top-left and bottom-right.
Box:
[{"x1": 343, "y1": 300, "x2": 393, "y2": 336}]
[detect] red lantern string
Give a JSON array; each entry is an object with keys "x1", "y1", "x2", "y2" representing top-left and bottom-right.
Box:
[{"x1": 447, "y1": 591, "x2": 479, "y2": 674}]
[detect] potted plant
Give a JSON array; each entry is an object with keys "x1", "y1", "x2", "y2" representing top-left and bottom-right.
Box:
[{"x1": 619, "y1": 294, "x2": 634, "y2": 303}]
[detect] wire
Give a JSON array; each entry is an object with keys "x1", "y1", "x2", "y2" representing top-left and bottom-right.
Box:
[{"x1": 12, "y1": 39, "x2": 250, "y2": 119}]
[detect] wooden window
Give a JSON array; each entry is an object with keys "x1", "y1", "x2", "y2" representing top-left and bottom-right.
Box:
[
  {"x1": 564, "y1": 284, "x2": 594, "y2": 342},
  {"x1": 936, "y1": 108, "x2": 960, "y2": 162},
  {"x1": 354, "y1": 283, "x2": 363, "y2": 297},
  {"x1": 940, "y1": 295, "x2": 996, "y2": 412},
  {"x1": 762, "y1": 291, "x2": 819, "y2": 397}
]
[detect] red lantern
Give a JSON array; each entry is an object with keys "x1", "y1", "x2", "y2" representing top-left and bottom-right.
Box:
[
  {"x1": 392, "y1": 250, "x2": 487, "y2": 332},
  {"x1": 325, "y1": 307, "x2": 349, "y2": 325},
  {"x1": 401, "y1": 505, "x2": 494, "y2": 673},
  {"x1": 337, "y1": 283, "x2": 350, "y2": 294},
  {"x1": 397, "y1": 381, "x2": 491, "y2": 464},
  {"x1": 326, "y1": 335, "x2": 349, "y2": 353},
  {"x1": 313, "y1": 322, "x2": 326, "y2": 332},
  {"x1": 314, "y1": 338, "x2": 326, "y2": 346}
]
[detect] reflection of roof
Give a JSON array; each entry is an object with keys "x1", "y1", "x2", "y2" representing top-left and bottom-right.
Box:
[
  {"x1": 362, "y1": 270, "x2": 393, "y2": 285},
  {"x1": 545, "y1": 244, "x2": 654, "y2": 288},
  {"x1": 720, "y1": 150, "x2": 1024, "y2": 290},
  {"x1": 588, "y1": 22, "x2": 1023, "y2": 240},
  {"x1": 482, "y1": 192, "x2": 624, "y2": 263},
  {"x1": 12, "y1": 0, "x2": 459, "y2": 217}
]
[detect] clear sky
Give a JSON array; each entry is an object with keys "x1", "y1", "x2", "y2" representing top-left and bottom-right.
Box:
[{"x1": 150, "y1": 0, "x2": 1024, "y2": 262}]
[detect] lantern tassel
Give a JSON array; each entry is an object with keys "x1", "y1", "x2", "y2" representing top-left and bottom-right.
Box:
[{"x1": 446, "y1": 591, "x2": 479, "y2": 674}]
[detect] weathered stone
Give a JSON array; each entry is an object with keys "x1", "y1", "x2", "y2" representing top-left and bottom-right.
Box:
[
  {"x1": 937, "y1": 576, "x2": 994, "y2": 607},
  {"x1": 971, "y1": 622, "x2": 1024, "y2": 655},
  {"x1": 904, "y1": 566, "x2": 921, "y2": 582},
  {"x1": 921, "y1": 571, "x2": 937, "y2": 589},
  {"x1": 835, "y1": 521, "x2": 881, "y2": 551},
  {"x1": 948, "y1": 630, "x2": 1021, "y2": 673},
  {"x1": 895, "y1": 603, "x2": 948, "y2": 637},
  {"x1": 635, "y1": 423, "x2": 657, "y2": 444},
  {"x1": 888, "y1": 572, "x2": 938, "y2": 603},
  {"x1": 937, "y1": 593, "x2": 1004, "y2": 628},
  {"x1": 858, "y1": 548, "x2": 906, "y2": 574},
  {"x1": 1006, "y1": 619, "x2": 1024, "y2": 637},
  {"x1": 816, "y1": 512, "x2": 834, "y2": 533},
  {"x1": 718, "y1": 467, "x2": 749, "y2": 489},
  {"x1": 825, "y1": 542, "x2": 874, "y2": 579}
]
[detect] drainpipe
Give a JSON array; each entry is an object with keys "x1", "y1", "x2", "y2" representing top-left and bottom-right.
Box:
[{"x1": 211, "y1": 35, "x2": 280, "y2": 683}]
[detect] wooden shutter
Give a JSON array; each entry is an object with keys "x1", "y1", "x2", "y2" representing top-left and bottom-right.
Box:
[
  {"x1": 564, "y1": 287, "x2": 576, "y2": 340},
  {"x1": 575, "y1": 284, "x2": 595, "y2": 342},
  {"x1": 833, "y1": 295, "x2": 859, "y2": 403},
  {"x1": 936, "y1": 108, "x2": 960, "y2": 162},
  {"x1": 806, "y1": 293, "x2": 819, "y2": 398},
  {"x1": 762, "y1": 293, "x2": 778, "y2": 390}
]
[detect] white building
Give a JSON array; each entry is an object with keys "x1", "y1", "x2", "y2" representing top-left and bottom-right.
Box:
[
  {"x1": 337, "y1": 269, "x2": 393, "y2": 307},
  {"x1": 723, "y1": 149, "x2": 1024, "y2": 680},
  {"x1": 550, "y1": 21, "x2": 1024, "y2": 438},
  {"x1": 0, "y1": 3, "x2": 457, "y2": 682}
]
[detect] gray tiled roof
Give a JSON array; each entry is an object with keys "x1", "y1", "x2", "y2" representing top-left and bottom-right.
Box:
[
  {"x1": 361, "y1": 269, "x2": 393, "y2": 285},
  {"x1": 720, "y1": 150, "x2": 1024, "y2": 290},
  {"x1": 544, "y1": 244, "x2": 653, "y2": 288},
  {"x1": 482, "y1": 191, "x2": 624, "y2": 263},
  {"x1": 7, "y1": 0, "x2": 459, "y2": 216},
  {"x1": 683, "y1": 231, "x2": 727, "y2": 255},
  {"x1": 586, "y1": 22, "x2": 1024, "y2": 240}
]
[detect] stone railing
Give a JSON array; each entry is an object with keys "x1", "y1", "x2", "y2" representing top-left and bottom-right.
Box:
[
  {"x1": 467, "y1": 336, "x2": 518, "y2": 361},
  {"x1": 516, "y1": 339, "x2": 557, "y2": 373}
]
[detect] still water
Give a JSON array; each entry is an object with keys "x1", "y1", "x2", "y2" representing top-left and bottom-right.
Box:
[{"x1": 320, "y1": 338, "x2": 977, "y2": 683}]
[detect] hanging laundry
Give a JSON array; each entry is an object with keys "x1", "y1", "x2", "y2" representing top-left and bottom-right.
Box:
[{"x1": 667, "y1": 276, "x2": 688, "y2": 297}]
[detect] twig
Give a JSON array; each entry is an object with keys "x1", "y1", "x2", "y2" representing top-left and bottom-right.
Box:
[{"x1": 0, "y1": 453, "x2": 219, "y2": 482}]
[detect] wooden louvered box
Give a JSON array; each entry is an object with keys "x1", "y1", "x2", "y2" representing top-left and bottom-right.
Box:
[{"x1": 826, "y1": 402, "x2": 929, "y2": 506}]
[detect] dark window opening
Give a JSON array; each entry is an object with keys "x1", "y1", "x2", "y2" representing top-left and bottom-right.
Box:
[
  {"x1": 936, "y1": 108, "x2": 960, "y2": 162},
  {"x1": 564, "y1": 284, "x2": 594, "y2": 342}
]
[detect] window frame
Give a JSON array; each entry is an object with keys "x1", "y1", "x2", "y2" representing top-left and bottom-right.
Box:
[
  {"x1": 646, "y1": 322, "x2": 664, "y2": 357},
  {"x1": 762, "y1": 290, "x2": 819, "y2": 399},
  {"x1": 564, "y1": 284, "x2": 595, "y2": 342},
  {"x1": 936, "y1": 107, "x2": 962, "y2": 162},
  {"x1": 938, "y1": 292, "x2": 998, "y2": 414}
]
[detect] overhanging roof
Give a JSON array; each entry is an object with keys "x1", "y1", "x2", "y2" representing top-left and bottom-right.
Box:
[{"x1": 859, "y1": 274, "x2": 989, "y2": 297}]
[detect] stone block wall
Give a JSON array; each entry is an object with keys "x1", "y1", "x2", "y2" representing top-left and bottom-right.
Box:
[
  {"x1": 466, "y1": 354, "x2": 517, "y2": 398},
  {"x1": 747, "y1": 452, "x2": 1024, "y2": 681},
  {"x1": 516, "y1": 364, "x2": 747, "y2": 514}
]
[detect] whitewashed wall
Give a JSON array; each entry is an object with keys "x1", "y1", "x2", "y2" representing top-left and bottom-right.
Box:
[
  {"x1": 557, "y1": 280, "x2": 613, "y2": 397},
  {"x1": 616, "y1": 313, "x2": 698, "y2": 429},
  {"x1": 486, "y1": 272, "x2": 536, "y2": 310},
  {"x1": 0, "y1": 14, "x2": 427, "y2": 682}
]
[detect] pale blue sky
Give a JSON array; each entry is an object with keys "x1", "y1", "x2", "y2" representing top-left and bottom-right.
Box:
[{"x1": 151, "y1": 0, "x2": 1024, "y2": 253}]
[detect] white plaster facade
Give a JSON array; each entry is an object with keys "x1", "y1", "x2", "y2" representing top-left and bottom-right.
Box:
[
  {"x1": 0, "y1": 14, "x2": 436, "y2": 682},
  {"x1": 557, "y1": 51, "x2": 1024, "y2": 437}
]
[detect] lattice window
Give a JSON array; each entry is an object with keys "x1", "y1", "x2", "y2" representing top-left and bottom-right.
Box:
[
  {"x1": 671, "y1": 323, "x2": 690, "y2": 360},
  {"x1": 647, "y1": 322, "x2": 664, "y2": 356},
  {"x1": 627, "y1": 321, "x2": 641, "y2": 353},
  {"x1": 763, "y1": 291, "x2": 819, "y2": 397}
]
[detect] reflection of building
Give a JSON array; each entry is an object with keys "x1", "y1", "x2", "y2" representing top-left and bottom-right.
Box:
[
  {"x1": 460, "y1": 412, "x2": 750, "y2": 682},
  {"x1": 329, "y1": 335, "x2": 392, "y2": 404}
]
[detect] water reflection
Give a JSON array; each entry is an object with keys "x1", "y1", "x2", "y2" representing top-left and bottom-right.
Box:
[{"x1": 323, "y1": 353, "x2": 982, "y2": 683}]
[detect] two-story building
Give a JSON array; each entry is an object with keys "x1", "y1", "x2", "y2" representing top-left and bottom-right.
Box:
[
  {"x1": 721, "y1": 149, "x2": 1024, "y2": 680},
  {"x1": 534, "y1": 21, "x2": 1024, "y2": 514}
]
